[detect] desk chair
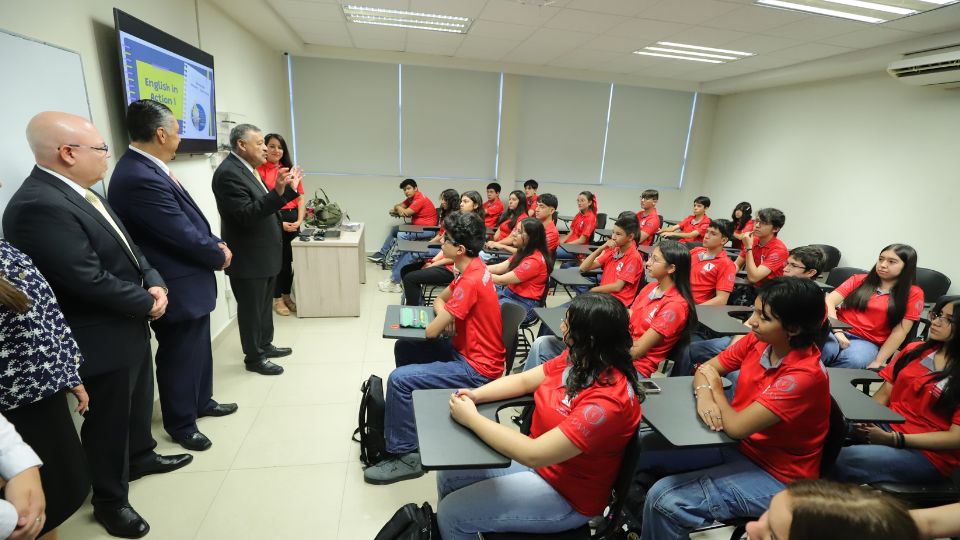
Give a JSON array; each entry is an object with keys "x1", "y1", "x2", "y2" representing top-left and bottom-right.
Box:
[
  {"x1": 824, "y1": 266, "x2": 865, "y2": 289},
  {"x1": 685, "y1": 241, "x2": 702, "y2": 249},
  {"x1": 870, "y1": 470, "x2": 960, "y2": 510},
  {"x1": 477, "y1": 429, "x2": 643, "y2": 540},
  {"x1": 501, "y1": 302, "x2": 527, "y2": 376},
  {"x1": 590, "y1": 213, "x2": 608, "y2": 244},
  {"x1": 809, "y1": 244, "x2": 842, "y2": 274},
  {"x1": 515, "y1": 263, "x2": 557, "y2": 366},
  {"x1": 917, "y1": 268, "x2": 952, "y2": 303}
]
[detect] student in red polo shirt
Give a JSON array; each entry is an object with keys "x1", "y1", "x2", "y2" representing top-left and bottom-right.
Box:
[
  {"x1": 823, "y1": 243, "x2": 924, "y2": 370},
  {"x1": 578, "y1": 214, "x2": 643, "y2": 307},
  {"x1": 831, "y1": 297, "x2": 960, "y2": 486},
  {"x1": 437, "y1": 293, "x2": 643, "y2": 539},
  {"x1": 368, "y1": 178, "x2": 438, "y2": 264},
  {"x1": 628, "y1": 240, "x2": 697, "y2": 377},
  {"x1": 659, "y1": 196, "x2": 711, "y2": 244},
  {"x1": 366, "y1": 212, "x2": 505, "y2": 485},
  {"x1": 523, "y1": 179, "x2": 539, "y2": 217},
  {"x1": 555, "y1": 191, "x2": 598, "y2": 264},
  {"x1": 636, "y1": 189, "x2": 660, "y2": 248},
  {"x1": 492, "y1": 190, "x2": 527, "y2": 243},
  {"x1": 730, "y1": 201, "x2": 754, "y2": 251},
  {"x1": 690, "y1": 219, "x2": 738, "y2": 306},
  {"x1": 397, "y1": 190, "x2": 460, "y2": 306},
  {"x1": 637, "y1": 277, "x2": 831, "y2": 540},
  {"x1": 489, "y1": 194, "x2": 559, "y2": 255},
  {"x1": 483, "y1": 182, "x2": 504, "y2": 229},
  {"x1": 731, "y1": 207, "x2": 788, "y2": 306},
  {"x1": 488, "y1": 218, "x2": 551, "y2": 323}
]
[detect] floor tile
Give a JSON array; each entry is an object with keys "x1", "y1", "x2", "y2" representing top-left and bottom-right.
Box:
[{"x1": 232, "y1": 403, "x2": 356, "y2": 469}]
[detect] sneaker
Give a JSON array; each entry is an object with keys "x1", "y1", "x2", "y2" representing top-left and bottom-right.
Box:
[
  {"x1": 378, "y1": 279, "x2": 402, "y2": 293},
  {"x1": 367, "y1": 252, "x2": 385, "y2": 263},
  {"x1": 363, "y1": 452, "x2": 423, "y2": 485}
]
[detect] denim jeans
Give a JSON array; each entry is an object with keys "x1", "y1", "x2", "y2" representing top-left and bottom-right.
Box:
[
  {"x1": 820, "y1": 331, "x2": 880, "y2": 369},
  {"x1": 386, "y1": 339, "x2": 492, "y2": 454},
  {"x1": 436, "y1": 462, "x2": 591, "y2": 540},
  {"x1": 640, "y1": 446, "x2": 785, "y2": 540},
  {"x1": 386, "y1": 231, "x2": 435, "y2": 281},
  {"x1": 377, "y1": 224, "x2": 401, "y2": 255},
  {"x1": 497, "y1": 286, "x2": 540, "y2": 324},
  {"x1": 671, "y1": 336, "x2": 732, "y2": 377},
  {"x1": 522, "y1": 336, "x2": 567, "y2": 372},
  {"x1": 831, "y1": 426, "x2": 943, "y2": 484}
]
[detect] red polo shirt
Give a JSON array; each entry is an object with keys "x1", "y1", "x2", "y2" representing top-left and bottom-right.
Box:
[
  {"x1": 731, "y1": 219, "x2": 755, "y2": 250},
  {"x1": 443, "y1": 257, "x2": 506, "y2": 380},
  {"x1": 689, "y1": 247, "x2": 737, "y2": 304},
  {"x1": 835, "y1": 274, "x2": 925, "y2": 345},
  {"x1": 256, "y1": 162, "x2": 304, "y2": 211},
  {"x1": 881, "y1": 343, "x2": 960, "y2": 477},
  {"x1": 543, "y1": 219, "x2": 560, "y2": 253},
  {"x1": 526, "y1": 194, "x2": 538, "y2": 213},
  {"x1": 507, "y1": 252, "x2": 548, "y2": 300},
  {"x1": 531, "y1": 351, "x2": 642, "y2": 516},
  {"x1": 404, "y1": 191, "x2": 438, "y2": 226},
  {"x1": 484, "y1": 198, "x2": 504, "y2": 229},
  {"x1": 717, "y1": 332, "x2": 830, "y2": 483},
  {"x1": 739, "y1": 236, "x2": 788, "y2": 287},
  {"x1": 629, "y1": 283, "x2": 690, "y2": 377},
  {"x1": 677, "y1": 214, "x2": 711, "y2": 243},
  {"x1": 636, "y1": 208, "x2": 660, "y2": 247},
  {"x1": 568, "y1": 211, "x2": 597, "y2": 244},
  {"x1": 595, "y1": 246, "x2": 643, "y2": 307}
]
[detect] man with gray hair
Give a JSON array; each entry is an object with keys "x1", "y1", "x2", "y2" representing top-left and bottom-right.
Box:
[{"x1": 212, "y1": 123, "x2": 301, "y2": 375}]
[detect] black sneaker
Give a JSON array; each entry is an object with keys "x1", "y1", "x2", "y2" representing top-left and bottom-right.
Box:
[{"x1": 367, "y1": 252, "x2": 385, "y2": 263}]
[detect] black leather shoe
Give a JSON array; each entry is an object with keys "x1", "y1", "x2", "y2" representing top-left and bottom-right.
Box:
[
  {"x1": 245, "y1": 358, "x2": 284, "y2": 375},
  {"x1": 93, "y1": 505, "x2": 150, "y2": 538},
  {"x1": 262, "y1": 344, "x2": 293, "y2": 358},
  {"x1": 200, "y1": 402, "x2": 238, "y2": 417},
  {"x1": 129, "y1": 453, "x2": 193, "y2": 481},
  {"x1": 174, "y1": 431, "x2": 212, "y2": 451}
]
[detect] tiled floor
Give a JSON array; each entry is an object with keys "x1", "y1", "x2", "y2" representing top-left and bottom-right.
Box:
[{"x1": 59, "y1": 263, "x2": 735, "y2": 539}]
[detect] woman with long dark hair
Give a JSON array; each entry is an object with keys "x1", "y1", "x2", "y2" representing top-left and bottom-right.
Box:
[
  {"x1": 490, "y1": 190, "x2": 527, "y2": 244},
  {"x1": 437, "y1": 293, "x2": 643, "y2": 539},
  {"x1": 488, "y1": 218, "x2": 552, "y2": 322},
  {"x1": 830, "y1": 297, "x2": 960, "y2": 485},
  {"x1": 460, "y1": 190, "x2": 486, "y2": 221},
  {"x1": 628, "y1": 240, "x2": 698, "y2": 377},
  {"x1": 555, "y1": 191, "x2": 598, "y2": 263},
  {"x1": 730, "y1": 201, "x2": 753, "y2": 250},
  {"x1": 255, "y1": 133, "x2": 304, "y2": 316},
  {"x1": 823, "y1": 244, "x2": 924, "y2": 369}
]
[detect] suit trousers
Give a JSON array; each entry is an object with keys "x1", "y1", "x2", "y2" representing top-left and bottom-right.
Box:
[
  {"x1": 230, "y1": 275, "x2": 277, "y2": 360},
  {"x1": 151, "y1": 315, "x2": 215, "y2": 438},
  {"x1": 80, "y1": 344, "x2": 158, "y2": 509}
]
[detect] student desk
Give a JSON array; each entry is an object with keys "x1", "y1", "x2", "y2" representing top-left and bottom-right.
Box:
[
  {"x1": 551, "y1": 267, "x2": 594, "y2": 298},
  {"x1": 828, "y1": 368, "x2": 904, "y2": 424},
  {"x1": 382, "y1": 305, "x2": 432, "y2": 341},
  {"x1": 595, "y1": 228, "x2": 613, "y2": 239},
  {"x1": 558, "y1": 243, "x2": 598, "y2": 256},
  {"x1": 696, "y1": 306, "x2": 753, "y2": 336},
  {"x1": 642, "y1": 377, "x2": 736, "y2": 448},
  {"x1": 399, "y1": 224, "x2": 439, "y2": 233},
  {"x1": 557, "y1": 214, "x2": 574, "y2": 224},
  {"x1": 291, "y1": 223, "x2": 365, "y2": 317},
  {"x1": 413, "y1": 389, "x2": 534, "y2": 470},
  {"x1": 397, "y1": 238, "x2": 440, "y2": 254},
  {"x1": 533, "y1": 306, "x2": 565, "y2": 336}
]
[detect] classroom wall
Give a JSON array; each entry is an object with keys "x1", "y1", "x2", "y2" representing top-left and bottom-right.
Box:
[
  {"x1": 0, "y1": 0, "x2": 292, "y2": 337},
  {"x1": 701, "y1": 72, "x2": 959, "y2": 294}
]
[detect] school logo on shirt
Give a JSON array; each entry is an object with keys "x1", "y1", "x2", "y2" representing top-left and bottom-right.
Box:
[
  {"x1": 765, "y1": 375, "x2": 798, "y2": 399},
  {"x1": 703, "y1": 262, "x2": 715, "y2": 273},
  {"x1": 452, "y1": 287, "x2": 465, "y2": 302},
  {"x1": 521, "y1": 260, "x2": 531, "y2": 271},
  {"x1": 625, "y1": 263, "x2": 636, "y2": 274},
  {"x1": 616, "y1": 261, "x2": 624, "y2": 272},
  {"x1": 583, "y1": 404, "x2": 606, "y2": 426},
  {"x1": 661, "y1": 309, "x2": 677, "y2": 324}
]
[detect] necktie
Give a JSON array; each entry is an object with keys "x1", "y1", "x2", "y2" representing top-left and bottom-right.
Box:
[
  {"x1": 84, "y1": 190, "x2": 137, "y2": 264},
  {"x1": 251, "y1": 169, "x2": 267, "y2": 193},
  {"x1": 168, "y1": 170, "x2": 184, "y2": 192}
]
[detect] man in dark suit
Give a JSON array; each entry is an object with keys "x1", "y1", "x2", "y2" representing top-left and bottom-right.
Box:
[
  {"x1": 3, "y1": 111, "x2": 192, "y2": 538},
  {"x1": 212, "y1": 123, "x2": 301, "y2": 375},
  {"x1": 108, "y1": 100, "x2": 239, "y2": 453}
]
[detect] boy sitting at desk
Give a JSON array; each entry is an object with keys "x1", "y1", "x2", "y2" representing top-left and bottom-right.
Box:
[
  {"x1": 367, "y1": 178, "x2": 437, "y2": 265},
  {"x1": 486, "y1": 193, "x2": 560, "y2": 255},
  {"x1": 366, "y1": 211, "x2": 505, "y2": 485},
  {"x1": 483, "y1": 182, "x2": 504, "y2": 229},
  {"x1": 577, "y1": 214, "x2": 643, "y2": 307},
  {"x1": 523, "y1": 179, "x2": 539, "y2": 216},
  {"x1": 689, "y1": 219, "x2": 738, "y2": 307},
  {"x1": 731, "y1": 207, "x2": 788, "y2": 306},
  {"x1": 636, "y1": 189, "x2": 660, "y2": 248},
  {"x1": 659, "y1": 195, "x2": 711, "y2": 244}
]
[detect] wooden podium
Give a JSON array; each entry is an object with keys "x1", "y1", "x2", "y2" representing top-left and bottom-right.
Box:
[{"x1": 291, "y1": 223, "x2": 365, "y2": 317}]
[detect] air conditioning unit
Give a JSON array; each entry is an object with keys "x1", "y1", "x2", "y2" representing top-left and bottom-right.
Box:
[{"x1": 887, "y1": 49, "x2": 960, "y2": 88}]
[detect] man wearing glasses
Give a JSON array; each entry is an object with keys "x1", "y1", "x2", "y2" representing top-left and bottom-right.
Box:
[{"x1": 3, "y1": 111, "x2": 192, "y2": 538}]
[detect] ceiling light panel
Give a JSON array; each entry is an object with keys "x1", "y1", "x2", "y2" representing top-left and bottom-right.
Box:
[
  {"x1": 342, "y1": 5, "x2": 473, "y2": 34},
  {"x1": 634, "y1": 42, "x2": 755, "y2": 65},
  {"x1": 754, "y1": 0, "x2": 958, "y2": 24}
]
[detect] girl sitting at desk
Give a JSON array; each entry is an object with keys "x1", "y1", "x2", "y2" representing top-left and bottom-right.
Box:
[
  {"x1": 637, "y1": 277, "x2": 831, "y2": 540},
  {"x1": 830, "y1": 297, "x2": 960, "y2": 486},
  {"x1": 439, "y1": 293, "x2": 643, "y2": 539},
  {"x1": 487, "y1": 217, "x2": 551, "y2": 323},
  {"x1": 492, "y1": 190, "x2": 527, "y2": 243}
]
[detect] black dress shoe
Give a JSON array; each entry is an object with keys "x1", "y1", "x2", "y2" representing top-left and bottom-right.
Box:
[
  {"x1": 245, "y1": 358, "x2": 284, "y2": 375},
  {"x1": 200, "y1": 402, "x2": 239, "y2": 417},
  {"x1": 174, "y1": 431, "x2": 212, "y2": 451},
  {"x1": 262, "y1": 344, "x2": 293, "y2": 358},
  {"x1": 94, "y1": 505, "x2": 150, "y2": 538},
  {"x1": 129, "y1": 453, "x2": 193, "y2": 481}
]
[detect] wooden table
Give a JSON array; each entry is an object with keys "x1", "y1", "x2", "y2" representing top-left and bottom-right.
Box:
[{"x1": 291, "y1": 223, "x2": 365, "y2": 317}]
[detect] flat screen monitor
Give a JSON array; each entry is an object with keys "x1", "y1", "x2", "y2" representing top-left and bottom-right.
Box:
[{"x1": 114, "y1": 8, "x2": 217, "y2": 154}]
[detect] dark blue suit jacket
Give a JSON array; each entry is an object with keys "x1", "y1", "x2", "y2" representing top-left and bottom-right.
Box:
[{"x1": 108, "y1": 149, "x2": 225, "y2": 322}]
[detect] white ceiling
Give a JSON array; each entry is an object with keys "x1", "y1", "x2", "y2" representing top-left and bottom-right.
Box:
[{"x1": 228, "y1": 0, "x2": 960, "y2": 90}]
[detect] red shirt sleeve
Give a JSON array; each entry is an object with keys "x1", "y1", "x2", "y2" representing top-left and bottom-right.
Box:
[
  {"x1": 542, "y1": 353, "x2": 567, "y2": 376},
  {"x1": 512, "y1": 254, "x2": 544, "y2": 283},
  {"x1": 693, "y1": 217, "x2": 711, "y2": 239},
  {"x1": 616, "y1": 251, "x2": 642, "y2": 285},
  {"x1": 717, "y1": 333, "x2": 754, "y2": 372},
  {"x1": 594, "y1": 249, "x2": 612, "y2": 268},
  {"x1": 444, "y1": 277, "x2": 478, "y2": 321},
  {"x1": 556, "y1": 393, "x2": 630, "y2": 454},
  {"x1": 717, "y1": 258, "x2": 737, "y2": 293},
  {"x1": 580, "y1": 213, "x2": 597, "y2": 240},
  {"x1": 835, "y1": 274, "x2": 866, "y2": 298},
  {"x1": 754, "y1": 369, "x2": 819, "y2": 423},
  {"x1": 649, "y1": 299, "x2": 688, "y2": 340},
  {"x1": 640, "y1": 215, "x2": 659, "y2": 237},
  {"x1": 905, "y1": 287, "x2": 925, "y2": 321},
  {"x1": 761, "y1": 241, "x2": 788, "y2": 275},
  {"x1": 407, "y1": 194, "x2": 427, "y2": 214}
]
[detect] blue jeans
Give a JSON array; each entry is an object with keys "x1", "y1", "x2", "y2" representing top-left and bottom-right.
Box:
[
  {"x1": 436, "y1": 462, "x2": 591, "y2": 540},
  {"x1": 640, "y1": 447, "x2": 786, "y2": 540},
  {"x1": 497, "y1": 286, "x2": 540, "y2": 324},
  {"x1": 386, "y1": 339, "x2": 491, "y2": 454},
  {"x1": 820, "y1": 331, "x2": 880, "y2": 369},
  {"x1": 522, "y1": 336, "x2": 566, "y2": 372},
  {"x1": 377, "y1": 224, "x2": 401, "y2": 255},
  {"x1": 671, "y1": 336, "x2": 732, "y2": 377},
  {"x1": 831, "y1": 427, "x2": 943, "y2": 484}
]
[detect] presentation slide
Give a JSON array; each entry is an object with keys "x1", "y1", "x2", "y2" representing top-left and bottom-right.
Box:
[{"x1": 119, "y1": 31, "x2": 214, "y2": 140}]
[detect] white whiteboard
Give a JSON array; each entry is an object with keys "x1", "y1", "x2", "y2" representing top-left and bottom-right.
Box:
[{"x1": 0, "y1": 28, "x2": 94, "y2": 235}]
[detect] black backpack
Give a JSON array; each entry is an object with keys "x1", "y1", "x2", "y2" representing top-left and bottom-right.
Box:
[
  {"x1": 352, "y1": 374, "x2": 387, "y2": 466},
  {"x1": 374, "y1": 502, "x2": 439, "y2": 540}
]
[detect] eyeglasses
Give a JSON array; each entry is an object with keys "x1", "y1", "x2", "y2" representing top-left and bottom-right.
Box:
[
  {"x1": 647, "y1": 256, "x2": 667, "y2": 265},
  {"x1": 59, "y1": 143, "x2": 109, "y2": 154},
  {"x1": 785, "y1": 261, "x2": 807, "y2": 271},
  {"x1": 443, "y1": 236, "x2": 461, "y2": 247},
  {"x1": 931, "y1": 312, "x2": 954, "y2": 325}
]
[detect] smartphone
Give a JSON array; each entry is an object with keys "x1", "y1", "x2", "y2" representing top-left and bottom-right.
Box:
[{"x1": 639, "y1": 380, "x2": 662, "y2": 394}]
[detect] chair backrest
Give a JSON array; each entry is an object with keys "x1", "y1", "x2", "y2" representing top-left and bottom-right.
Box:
[
  {"x1": 596, "y1": 212, "x2": 608, "y2": 230},
  {"x1": 825, "y1": 266, "x2": 864, "y2": 289},
  {"x1": 809, "y1": 244, "x2": 842, "y2": 273},
  {"x1": 820, "y1": 397, "x2": 847, "y2": 477},
  {"x1": 500, "y1": 302, "x2": 527, "y2": 376},
  {"x1": 916, "y1": 267, "x2": 952, "y2": 302},
  {"x1": 685, "y1": 241, "x2": 703, "y2": 249}
]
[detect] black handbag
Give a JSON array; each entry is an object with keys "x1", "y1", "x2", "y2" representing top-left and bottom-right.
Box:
[{"x1": 374, "y1": 502, "x2": 439, "y2": 540}]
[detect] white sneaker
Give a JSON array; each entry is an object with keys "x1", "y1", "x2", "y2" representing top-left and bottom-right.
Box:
[{"x1": 378, "y1": 279, "x2": 402, "y2": 293}]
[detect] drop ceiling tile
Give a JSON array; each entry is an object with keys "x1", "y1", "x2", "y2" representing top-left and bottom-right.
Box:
[
  {"x1": 467, "y1": 19, "x2": 539, "y2": 41},
  {"x1": 409, "y1": 0, "x2": 488, "y2": 19},
  {"x1": 819, "y1": 27, "x2": 922, "y2": 49},
  {"x1": 767, "y1": 42, "x2": 855, "y2": 61},
  {"x1": 454, "y1": 35, "x2": 522, "y2": 60},
  {"x1": 702, "y1": 5, "x2": 807, "y2": 33},
  {"x1": 584, "y1": 35, "x2": 646, "y2": 53},
  {"x1": 641, "y1": 0, "x2": 742, "y2": 25},
  {"x1": 342, "y1": 0, "x2": 412, "y2": 9},
  {"x1": 884, "y1": 4, "x2": 960, "y2": 32},
  {"x1": 347, "y1": 23, "x2": 406, "y2": 41},
  {"x1": 501, "y1": 43, "x2": 566, "y2": 64},
  {"x1": 300, "y1": 32, "x2": 354, "y2": 47},
  {"x1": 478, "y1": 0, "x2": 563, "y2": 26},
  {"x1": 658, "y1": 26, "x2": 751, "y2": 47},
  {"x1": 524, "y1": 28, "x2": 597, "y2": 51},
  {"x1": 635, "y1": 62, "x2": 702, "y2": 78},
  {"x1": 719, "y1": 33, "x2": 803, "y2": 54},
  {"x1": 565, "y1": 0, "x2": 659, "y2": 16},
  {"x1": 351, "y1": 36, "x2": 407, "y2": 51},
  {"x1": 269, "y1": 0, "x2": 345, "y2": 22},
  {"x1": 764, "y1": 16, "x2": 867, "y2": 41},
  {"x1": 404, "y1": 39, "x2": 461, "y2": 56},
  {"x1": 606, "y1": 18, "x2": 692, "y2": 40},
  {"x1": 291, "y1": 20, "x2": 352, "y2": 39},
  {"x1": 544, "y1": 9, "x2": 624, "y2": 33},
  {"x1": 405, "y1": 30, "x2": 465, "y2": 47}
]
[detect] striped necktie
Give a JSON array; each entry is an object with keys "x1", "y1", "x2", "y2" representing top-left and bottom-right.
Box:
[{"x1": 84, "y1": 190, "x2": 137, "y2": 264}]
